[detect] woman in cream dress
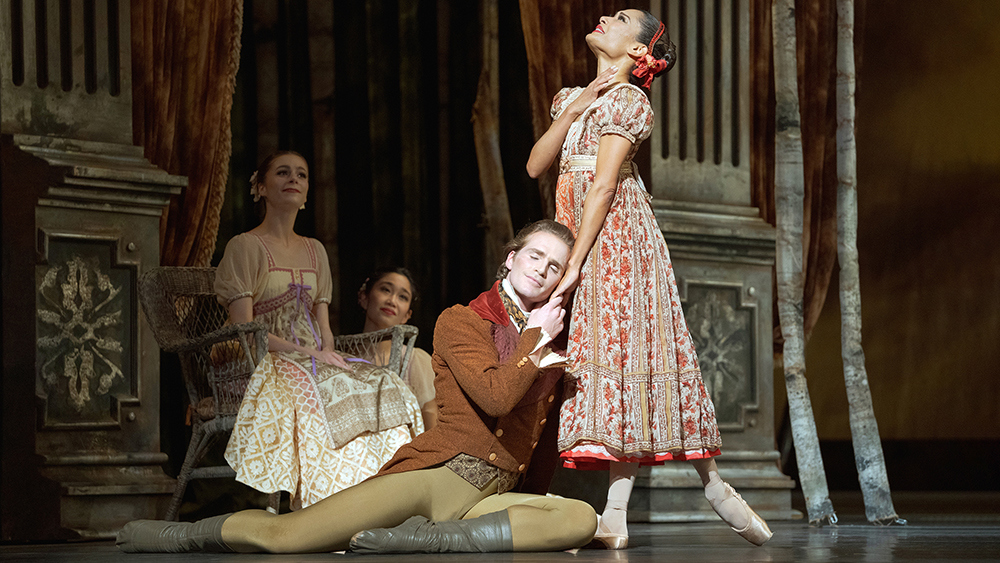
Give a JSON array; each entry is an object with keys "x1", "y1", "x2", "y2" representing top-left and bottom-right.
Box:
[{"x1": 216, "y1": 151, "x2": 423, "y2": 508}]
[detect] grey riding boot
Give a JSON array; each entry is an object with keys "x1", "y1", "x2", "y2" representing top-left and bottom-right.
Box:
[
  {"x1": 116, "y1": 513, "x2": 234, "y2": 553},
  {"x1": 350, "y1": 510, "x2": 514, "y2": 554}
]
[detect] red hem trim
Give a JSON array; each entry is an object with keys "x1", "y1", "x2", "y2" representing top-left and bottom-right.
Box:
[{"x1": 560, "y1": 448, "x2": 722, "y2": 471}]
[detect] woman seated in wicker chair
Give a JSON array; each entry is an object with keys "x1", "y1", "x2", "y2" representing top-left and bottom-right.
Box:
[
  {"x1": 215, "y1": 151, "x2": 424, "y2": 509},
  {"x1": 357, "y1": 267, "x2": 438, "y2": 430}
]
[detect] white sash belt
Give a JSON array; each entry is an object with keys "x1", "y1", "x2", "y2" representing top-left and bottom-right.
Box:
[{"x1": 565, "y1": 155, "x2": 650, "y2": 200}]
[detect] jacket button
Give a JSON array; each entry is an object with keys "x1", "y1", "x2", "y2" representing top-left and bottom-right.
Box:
[
  {"x1": 488, "y1": 453, "x2": 497, "y2": 461},
  {"x1": 518, "y1": 464, "x2": 526, "y2": 472},
  {"x1": 547, "y1": 395, "x2": 555, "y2": 403},
  {"x1": 531, "y1": 441, "x2": 538, "y2": 449},
  {"x1": 539, "y1": 418, "x2": 546, "y2": 426},
  {"x1": 495, "y1": 428, "x2": 504, "y2": 437}
]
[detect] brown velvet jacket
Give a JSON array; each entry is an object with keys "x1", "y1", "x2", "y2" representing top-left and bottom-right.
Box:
[{"x1": 375, "y1": 282, "x2": 563, "y2": 494}]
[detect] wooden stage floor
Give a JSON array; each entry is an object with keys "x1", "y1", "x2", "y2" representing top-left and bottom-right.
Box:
[{"x1": 3, "y1": 492, "x2": 999, "y2": 562}]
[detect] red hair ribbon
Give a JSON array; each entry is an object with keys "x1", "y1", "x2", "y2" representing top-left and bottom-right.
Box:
[{"x1": 631, "y1": 21, "x2": 667, "y2": 88}]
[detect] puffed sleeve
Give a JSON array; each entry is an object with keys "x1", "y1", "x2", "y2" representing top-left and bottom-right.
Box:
[
  {"x1": 550, "y1": 87, "x2": 582, "y2": 121},
  {"x1": 310, "y1": 238, "x2": 333, "y2": 305},
  {"x1": 404, "y1": 347, "x2": 436, "y2": 407},
  {"x1": 215, "y1": 233, "x2": 266, "y2": 306},
  {"x1": 593, "y1": 84, "x2": 654, "y2": 144}
]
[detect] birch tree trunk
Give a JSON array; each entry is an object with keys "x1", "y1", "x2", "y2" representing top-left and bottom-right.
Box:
[
  {"x1": 836, "y1": 0, "x2": 902, "y2": 525},
  {"x1": 772, "y1": 0, "x2": 836, "y2": 526},
  {"x1": 471, "y1": 0, "x2": 514, "y2": 282}
]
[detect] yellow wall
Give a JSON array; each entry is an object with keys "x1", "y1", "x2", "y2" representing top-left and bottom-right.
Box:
[{"x1": 801, "y1": 0, "x2": 1000, "y2": 440}]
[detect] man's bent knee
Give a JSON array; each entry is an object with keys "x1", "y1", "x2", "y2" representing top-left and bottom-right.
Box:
[{"x1": 551, "y1": 498, "x2": 598, "y2": 548}]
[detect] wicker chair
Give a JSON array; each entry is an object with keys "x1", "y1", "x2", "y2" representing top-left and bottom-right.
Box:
[
  {"x1": 139, "y1": 266, "x2": 420, "y2": 520},
  {"x1": 139, "y1": 267, "x2": 268, "y2": 520}
]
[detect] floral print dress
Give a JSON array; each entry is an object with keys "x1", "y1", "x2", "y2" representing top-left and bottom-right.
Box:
[
  {"x1": 216, "y1": 233, "x2": 423, "y2": 507},
  {"x1": 552, "y1": 83, "x2": 722, "y2": 470}
]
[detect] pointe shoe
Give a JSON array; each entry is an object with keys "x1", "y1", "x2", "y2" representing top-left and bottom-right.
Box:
[
  {"x1": 591, "y1": 514, "x2": 629, "y2": 550},
  {"x1": 707, "y1": 481, "x2": 773, "y2": 546},
  {"x1": 730, "y1": 506, "x2": 773, "y2": 547}
]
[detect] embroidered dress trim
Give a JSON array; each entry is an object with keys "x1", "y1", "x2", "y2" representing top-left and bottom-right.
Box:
[{"x1": 225, "y1": 291, "x2": 254, "y2": 305}]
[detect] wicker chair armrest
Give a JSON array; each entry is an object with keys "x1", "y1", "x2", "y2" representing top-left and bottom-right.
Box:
[
  {"x1": 334, "y1": 324, "x2": 419, "y2": 376},
  {"x1": 332, "y1": 324, "x2": 417, "y2": 350},
  {"x1": 170, "y1": 321, "x2": 269, "y2": 354}
]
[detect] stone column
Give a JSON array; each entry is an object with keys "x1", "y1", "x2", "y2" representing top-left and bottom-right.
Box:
[
  {"x1": 1, "y1": 1, "x2": 185, "y2": 539},
  {"x1": 628, "y1": 0, "x2": 796, "y2": 521}
]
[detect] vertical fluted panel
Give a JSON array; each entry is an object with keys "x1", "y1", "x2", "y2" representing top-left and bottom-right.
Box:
[
  {"x1": 665, "y1": 0, "x2": 681, "y2": 158},
  {"x1": 106, "y1": 0, "x2": 120, "y2": 95},
  {"x1": 5, "y1": 0, "x2": 122, "y2": 96},
  {"x1": 651, "y1": 0, "x2": 750, "y2": 205},
  {"x1": 10, "y1": 0, "x2": 25, "y2": 85},
  {"x1": 43, "y1": 0, "x2": 57, "y2": 88},
  {"x1": 93, "y1": 0, "x2": 106, "y2": 93},
  {"x1": 2, "y1": 0, "x2": 131, "y2": 143},
  {"x1": 684, "y1": 0, "x2": 697, "y2": 160},
  {"x1": 702, "y1": 0, "x2": 715, "y2": 164},
  {"x1": 719, "y1": 0, "x2": 734, "y2": 165},
  {"x1": 737, "y1": 0, "x2": 749, "y2": 169}
]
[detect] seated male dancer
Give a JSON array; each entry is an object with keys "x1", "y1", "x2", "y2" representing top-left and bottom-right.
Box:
[{"x1": 117, "y1": 219, "x2": 597, "y2": 554}]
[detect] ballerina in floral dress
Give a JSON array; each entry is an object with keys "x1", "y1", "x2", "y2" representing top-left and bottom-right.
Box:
[
  {"x1": 527, "y1": 9, "x2": 771, "y2": 549},
  {"x1": 216, "y1": 151, "x2": 423, "y2": 509}
]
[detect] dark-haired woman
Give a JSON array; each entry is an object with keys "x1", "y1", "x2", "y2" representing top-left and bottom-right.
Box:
[
  {"x1": 527, "y1": 10, "x2": 771, "y2": 548},
  {"x1": 357, "y1": 267, "x2": 438, "y2": 430},
  {"x1": 216, "y1": 152, "x2": 423, "y2": 509}
]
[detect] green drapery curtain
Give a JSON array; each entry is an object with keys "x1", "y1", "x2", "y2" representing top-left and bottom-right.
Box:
[{"x1": 131, "y1": 0, "x2": 243, "y2": 267}]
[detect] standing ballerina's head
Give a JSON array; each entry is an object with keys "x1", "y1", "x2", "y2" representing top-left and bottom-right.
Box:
[
  {"x1": 587, "y1": 9, "x2": 677, "y2": 90},
  {"x1": 249, "y1": 150, "x2": 309, "y2": 216}
]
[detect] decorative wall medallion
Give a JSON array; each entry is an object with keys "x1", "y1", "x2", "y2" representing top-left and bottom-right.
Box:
[
  {"x1": 37, "y1": 255, "x2": 124, "y2": 412},
  {"x1": 683, "y1": 285, "x2": 755, "y2": 425}
]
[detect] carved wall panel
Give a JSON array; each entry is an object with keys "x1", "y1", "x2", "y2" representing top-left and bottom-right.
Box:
[
  {"x1": 1, "y1": 137, "x2": 185, "y2": 540},
  {"x1": 681, "y1": 282, "x2": 756, "y2": 429},
  {"x1": 36, "y1": 236, "x2": 137, "y2": 429}
]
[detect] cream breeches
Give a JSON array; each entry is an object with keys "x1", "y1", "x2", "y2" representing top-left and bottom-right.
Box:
[{"x1": 221, "y1": 465, "x2": 596, "y2": 553}]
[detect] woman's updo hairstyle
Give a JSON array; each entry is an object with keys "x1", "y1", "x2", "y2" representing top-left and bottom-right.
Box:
[
  {"x1": 628, "y1": 11, "x2": 677, "y2": 92},
  {"x1": 358, "y1": 266, "x2": 420, "y2": 305},
  {"x1": 249, "y1": 150, "x2": 306, "y2": 217}
]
